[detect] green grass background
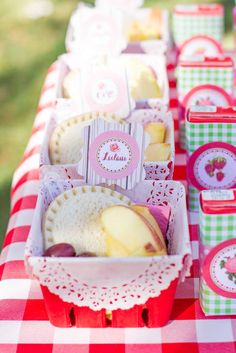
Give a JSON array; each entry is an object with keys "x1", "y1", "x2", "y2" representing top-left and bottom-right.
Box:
[{"x1": 0, "y1": 0, "x2": 235, "y2": 247}]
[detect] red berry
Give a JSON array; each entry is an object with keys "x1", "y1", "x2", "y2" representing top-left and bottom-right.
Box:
[
  {"x1": 205, "y1": 162, "x2": 215, "y2": 175},
  {"x1": 213, "y1": 157, "x2": 227, "y2": 170},
  {"x1": 225, "y1": 257, "x2": 236, "y2": 273},
  {"x1": 216, "y1": 171, "x2": 225, "y2": 182},
  {"x1": 44, "y1": 243, "x2": 76, "y2": 257}
]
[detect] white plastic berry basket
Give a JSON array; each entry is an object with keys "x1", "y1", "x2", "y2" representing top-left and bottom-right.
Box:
[
  {"x1": 122, "y1": 8, "x2": 171, "y2": 57},
  {"x1": 65, "y1": 5, "x2": 171, "y2": 59},
  {"x1": 55, "y1": 53, "x2": 169, "y2": 109},
  {"x1": 39, "y1": 108, "x2": 175, "y2": 184},
  {"x1": 25, "y1": 179, "x2": 191, "y2": 328}
]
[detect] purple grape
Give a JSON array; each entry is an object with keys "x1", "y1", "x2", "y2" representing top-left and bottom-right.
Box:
[{"x1": 44, "y1": 243, "x2": 76, "y2": 257}]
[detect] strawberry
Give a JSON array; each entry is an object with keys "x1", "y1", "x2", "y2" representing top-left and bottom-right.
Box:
[
  {"x1": 225, "y1": 257, "x2": 236, "y2": 273},
  {"x1": 110, "y1": 143, "x2": 120, "y2": 152},
  {"x1": 213, "y1": 157, "x2": 227, "y2": 170},
  {"x1": 196, "y1": 97, "x2": 214, "y2": 106},
  {"x1": 205, "y1": 162, "x2": 215, "y2": 176},
  {"x1": 216, "y1": 171, "x2": 225, "y2": 182}
]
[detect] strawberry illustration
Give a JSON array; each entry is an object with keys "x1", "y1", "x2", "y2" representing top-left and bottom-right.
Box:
[
  {"x1": 194, "y1": 47, "x2": 205, "y2": 55},
  {"x1": 216, "y1": 171, "x2": 225, "y2": 182},
  {"x1": 225, "y1": 257, "x2": 236, "y2": 273},
  {"x1": 196, "y1": 97, "x2": 214, "y2": 106},
  {"x1": 98, "y1": 82, "x2": 105, "y2": 90},
  {"x1": 213, "y1": 157, "x2": 227, "y2": 170},
  {"x1": 205, "y1": 162, "x2": 215, "y2": 176},
  {"x1": 110, "y1": 143, "x2": 120, "y2": 152}
]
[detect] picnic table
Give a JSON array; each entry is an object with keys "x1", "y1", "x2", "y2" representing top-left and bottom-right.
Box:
[{"x1": 0, "y1": 58, "x2": 236, "y2": 353}]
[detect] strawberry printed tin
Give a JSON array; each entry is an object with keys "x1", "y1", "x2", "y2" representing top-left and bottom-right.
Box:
[
  {"x1": 173, "y1": 4, "x2": 224, "y2": 49},
  {"x1": 179, "y1": 35, "x2": 223, "y2": 58},
  {"x1": 186, "y1": 106, "x2": 236, "y2": 212},
  {"x1": 177, "y1": 56, "x2": 234, "y2": 150},
  {"x1": 199, "y1": 189, "x2": 236, "y2": 315}
]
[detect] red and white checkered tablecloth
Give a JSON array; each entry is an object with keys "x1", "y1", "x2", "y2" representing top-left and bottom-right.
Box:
[{"x1": 0, "y1": 60, "x2": 236, "y2": 353}]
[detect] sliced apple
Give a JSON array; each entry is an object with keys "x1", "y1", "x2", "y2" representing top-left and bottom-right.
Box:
[
  {"x1": 130, "y1": 246, "x2": 156, "y2": 257},
  {"x1": 106, "y1": 234, "x2": 130, "y2": 257},
  {"x1": 145, "y1": 122, "x2": 166, "y2": 144},
  {"x1": 131, "y1": 76, "x2": 162, "y2": 100},
  {"x1": 130, "y1": 244, "x2": 167, "y2": 257},
  {"x1": 145, "y1": 143, "x2": 171, "y2": 162},
  {"x1": 124, "y1": 58, "x2": 162, "y2": 100},
  {"x1": 131, "y1": 204, "x2": 167, "y2": 252},
  {"x1": 101, "y1": 205, "x2": 165, "y2": 256},
  {"x1": 62, "y1": 69, "x2": 80, "y2": 99},
  {"x1": 127, "y1": 21, "x2": 145, "y2": 42}
]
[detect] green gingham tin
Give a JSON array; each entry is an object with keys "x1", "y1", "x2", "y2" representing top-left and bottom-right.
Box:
[
  {"x1": 199, "y1": 191, "x2": 236, "y2": 315},
  {"x1": 179, "y1": 121, "x2": 186, "y2": 150},
  {"x1": 200, "y1": 280, "x2": 236, "y2": 315},
  {"x1": 199, "y1": 208, "x2": 236, "y2": 247},
  {"x1": 173, "y1": 4, "x2": 224, "y2": 47},
  {"x1": 185, "y1": 110, "x2": 236, "y2": 211},
  {"x1": 178, "y1": 65, "x2": 233, "y2": 100},
  {"x1": 177, "y1": 57, "x2": 234, "y2": 150}
]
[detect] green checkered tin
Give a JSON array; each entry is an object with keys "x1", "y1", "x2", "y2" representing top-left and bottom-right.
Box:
[
  {"x1": 178, "y1": 57, "x2": 234, "y2": 150},
  {"x1": 173, "y1": 4, "x2": 224, "y2": 47},
  {"x1": 199, "y1": 189, "x2": 236, "y2": 315},
  {"x1": 186, "y1": 106, "x2": 236, "y2": 212}
]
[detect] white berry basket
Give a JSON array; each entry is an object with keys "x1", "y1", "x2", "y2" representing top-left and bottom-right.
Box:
[
  {"x1": 122, "y1": 8, "x2": 171, "y2": 58},
  {"x1": 25, "y1": 179, "x2": 191, "y2": 328},
  {"x1": 39, "y1": 108, "x2": 175, "y2": 184},
  {"x1": 55, "y1": 53, "x2": 169, "y2": 109},
  {"x1": 65, "y1": 5, "x2": 171, "y2": 58}
]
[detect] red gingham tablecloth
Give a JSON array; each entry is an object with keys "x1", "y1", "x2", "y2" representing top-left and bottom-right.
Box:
[{"x1": 0, "y1": 59, "x2": 236, "y2": 353}]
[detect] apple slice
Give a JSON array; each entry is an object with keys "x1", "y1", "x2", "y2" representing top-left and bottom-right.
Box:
[
  {"x1": 131, "y1": 205, "x2": 167, "y2": 252},
  {"x1": 130, "y1": 246, "x2": 156, "y2": 257},
  {"x1": 130, "y1": 243, "x2": 167, "y2": 257},
  {"x1": 106, "y1": 234, "x2": 130, "y2": 257},
  {"x1": 101, "y1": 205, "x2": 166, "y2": 256},
  {"x1": 130, "y1": 76, "x2": 162, "y2": 100},
  {"x1": 145, "y1": 143, "x2": 171, "y2": 162},
  {"x1": 145, "y1": 122, "x2": 166, "y2": 144},
  {"x1": 124, "y1": 58, "x2": 162, "y2": 100}
]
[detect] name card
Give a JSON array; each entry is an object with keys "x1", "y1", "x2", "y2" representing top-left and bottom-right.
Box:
[
  {"x1": 78, "y1": 64, "x2": 133, "y2": 117},
  {"x1": 77, "y1": 118, "x2": 150, "y2": 189},
  {"x1": 72, "y1": 8, "x2": 126, "y2": 57}
]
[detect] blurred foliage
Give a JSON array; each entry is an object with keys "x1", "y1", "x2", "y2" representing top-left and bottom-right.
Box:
[
  {"x1": 0, "y1": 0, "x2": 77, "y2": 245},
  {"x1": 0, "y1": 0, "x2": 234, "y2": 246}
]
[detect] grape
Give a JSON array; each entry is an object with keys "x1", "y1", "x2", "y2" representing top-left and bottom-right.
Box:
[{"x1": 44, "y1": 243, "x2": 76, "y2": 257}]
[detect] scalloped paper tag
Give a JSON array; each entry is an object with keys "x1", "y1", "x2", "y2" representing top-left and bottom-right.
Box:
[
  {"x1": 73, "y1": 8, "x2": 127, "y2": 58},
  {"x1": 188, "y1": 142, "x2": 236, "y2": 191},
  {"x1": 77, "y1": 64, "x2": 133, "y2": 118},
  {"x1": 183, "y1": 84, "x2": 232, "y2": 109},
  {"x1": 77, "y1": 118, "x2": 149, "y2": 189},
  {"x1": 180, "y1": 36, "x2": 223, "y2": 57},
  {"x1": 203, "y1": 239, "x2": 236, "y2": 299}
]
